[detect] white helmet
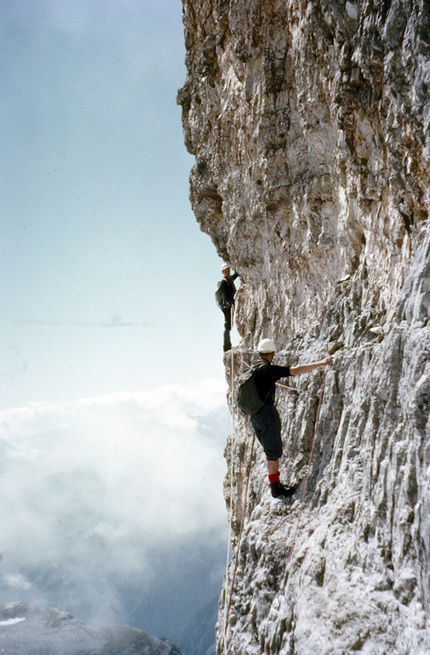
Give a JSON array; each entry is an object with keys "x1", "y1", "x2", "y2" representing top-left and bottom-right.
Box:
[
  {"x1": 257, "y1": 338, "x2": 276, "y2": 354},
  {"x1": 221, "y1": 262, "x2": 230, "y2": 272}
]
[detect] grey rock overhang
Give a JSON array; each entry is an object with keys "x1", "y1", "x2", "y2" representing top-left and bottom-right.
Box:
[
  {"x1": 178, "y1": 0, "x2": 430, "y2": 347},
  {"x1": 179, "y1": 1, "x2": 430, "y2": 654}
]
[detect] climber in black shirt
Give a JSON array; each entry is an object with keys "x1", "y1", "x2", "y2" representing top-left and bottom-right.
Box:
[
  {"x1": 251, "y1": 338, "x2": 332, "y2": 498},
  {"x1": 215, "y1": 263, "x2": 239, "y2": 352}
]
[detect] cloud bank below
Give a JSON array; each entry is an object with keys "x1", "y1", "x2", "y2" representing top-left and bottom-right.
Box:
[{"x1": 0, "y1": 379, "x2": 230, "y2": 639}]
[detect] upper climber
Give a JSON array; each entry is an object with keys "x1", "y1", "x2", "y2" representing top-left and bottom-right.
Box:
[{"x1": 215, "y1": 263, "x2": 239, "y2": 353}]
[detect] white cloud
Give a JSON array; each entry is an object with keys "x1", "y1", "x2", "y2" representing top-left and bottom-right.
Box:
[
  {"x1": 3, "y1": 574, "x2": 32, "y2": 591},
  {"x1": 0, "y1": 379, "x2": 230, "y2": 624}
]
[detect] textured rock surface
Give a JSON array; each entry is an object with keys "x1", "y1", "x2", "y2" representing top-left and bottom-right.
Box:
[
  {"x1": 0, "y1": 603, "x2": 182, "y2": 655},
  {"x1": 178, "y1": 1, "x2": 430, "y2": 654}
]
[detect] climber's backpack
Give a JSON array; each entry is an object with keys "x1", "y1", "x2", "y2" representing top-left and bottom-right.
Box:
[
  {"x1": 236, "y1": 361, "x2": 269, "y2": 416},
  {"x1": 215, "y1": 281, "x2": 229, "y2": 311}
]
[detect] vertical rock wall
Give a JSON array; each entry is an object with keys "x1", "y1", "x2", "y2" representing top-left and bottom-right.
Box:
[{"x1": 178, "y1": 1, "x2": 430, "y2": 653}]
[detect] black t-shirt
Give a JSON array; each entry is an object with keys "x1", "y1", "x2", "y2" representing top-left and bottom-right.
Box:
[{"x1": 254, "y1": 360, "x2": 291, "y2": 405}]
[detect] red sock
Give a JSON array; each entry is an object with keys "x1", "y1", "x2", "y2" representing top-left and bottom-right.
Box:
[{"x1": 268, "y1": 471, "x2": 280, "y2": 484}]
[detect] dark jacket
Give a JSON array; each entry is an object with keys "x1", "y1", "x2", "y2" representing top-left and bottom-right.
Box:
[
  {"x1": 254, "y1": 360, "x2": 291, "y2": 405},
  {"x1": 215, "y1": 273, "x2": 239, "y2": 311}
]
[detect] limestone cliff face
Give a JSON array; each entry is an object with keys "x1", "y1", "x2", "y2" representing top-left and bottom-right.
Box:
[{"x1": 178, "y1": 2, "x2": 430, "y2": 654}]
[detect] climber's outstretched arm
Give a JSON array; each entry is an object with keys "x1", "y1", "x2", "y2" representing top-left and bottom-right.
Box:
[{"x1": 290, "y1": 356, "x2": 332, "y2": 376}]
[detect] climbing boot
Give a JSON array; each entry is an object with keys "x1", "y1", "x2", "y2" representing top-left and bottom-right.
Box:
[{"x1": 270, "y1": 482, "x2": 296, "y2": 499}]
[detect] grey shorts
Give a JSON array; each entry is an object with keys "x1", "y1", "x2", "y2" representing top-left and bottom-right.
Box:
[{"x1": 250, "y1": 404, "x2": 283, "y2": 461}]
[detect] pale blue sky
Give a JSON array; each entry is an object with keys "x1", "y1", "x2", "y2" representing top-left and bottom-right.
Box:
[
  {"x1": 0, "y1": 1, "x2": 234, "y2": 641},
  {"x1": 0, "y1": 0, "x2": 234, "y2": 408}
]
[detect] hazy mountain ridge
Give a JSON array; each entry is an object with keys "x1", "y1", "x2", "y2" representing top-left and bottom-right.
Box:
[
  {"x1": 0, "y1": 603, "x2": 182, "y2": 655},
  {"x1": 178, "y1": 1, "x2": 430, "y2": 653}
]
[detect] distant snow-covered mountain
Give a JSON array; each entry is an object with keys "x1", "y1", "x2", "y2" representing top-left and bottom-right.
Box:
[{"x1": 0, "y1": 603, "x2": 182, "y2": 655}]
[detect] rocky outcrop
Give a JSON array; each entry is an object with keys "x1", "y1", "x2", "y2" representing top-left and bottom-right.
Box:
[
  {"x1": 178, "y1": 1, "x2": 430, "y2": 654},
  {"x1": 0, "y1": 603, "x2": 182, "y2": 655}
]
